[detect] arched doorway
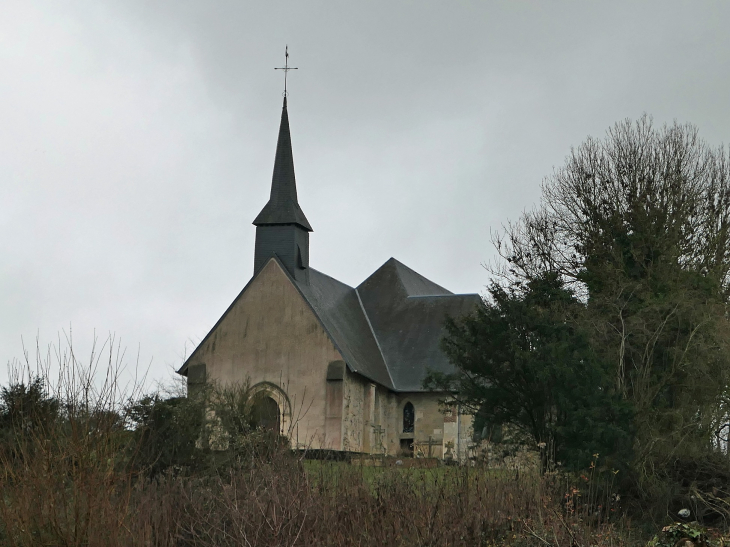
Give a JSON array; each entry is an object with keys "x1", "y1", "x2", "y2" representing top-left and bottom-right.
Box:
[
  {"x1": 247, "y1": 382, "x2": 291, "y2": 437},
  {"x1": 251, "y1": 395, "x2": 280, "y2": 433}
]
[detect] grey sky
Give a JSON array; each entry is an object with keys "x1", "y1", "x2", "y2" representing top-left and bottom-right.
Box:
[{"x1": 2, "y1": 1, "x2": 729, "y2": 385}]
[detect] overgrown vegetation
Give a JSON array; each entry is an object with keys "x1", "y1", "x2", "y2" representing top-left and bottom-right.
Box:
[
  {"x1": 0, "y1": 337, "x2": 642, "y2": 547},
  {"x1": 427, "y1": 115, "x2": 730, "y2": 527},
  {"x1": 426, "y1": 272, "x2": 635, "y2": 472}
]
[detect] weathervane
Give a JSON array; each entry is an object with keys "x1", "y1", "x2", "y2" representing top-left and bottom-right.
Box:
[{"x1": 275, "y1": 45, "x2": 298, "y2": 97}]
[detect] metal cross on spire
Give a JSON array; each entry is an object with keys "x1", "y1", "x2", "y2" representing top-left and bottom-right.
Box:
[{"x1": 274, "y1": 45, "x2": 298, "y2": 97}]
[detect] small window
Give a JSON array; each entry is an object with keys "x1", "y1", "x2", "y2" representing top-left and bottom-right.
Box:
[{"x1": 403, "y1": 402, "x2": 414, "y2": 433}]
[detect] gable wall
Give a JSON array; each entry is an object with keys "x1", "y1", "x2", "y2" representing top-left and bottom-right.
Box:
[{"x1": 187, "y1": 259, "x2": 344, "y2": 449}]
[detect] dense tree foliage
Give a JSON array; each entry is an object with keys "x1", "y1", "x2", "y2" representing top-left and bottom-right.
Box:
[
  {"x1": 0, "y1": 376, "x2": 60, "y2": 461},
  {"x1": 495, "y1": 116, "x2": 730, "y2": 465},
  {"x1": 426, "y1": 273, "x2": 633, "y2": 470},
  {"x1": 0, "y1": 376, "x2": 59, "y2": 431},
  {"x1": 438, "y1": 115, "x2": 730, "y2": 516},
  {"x1": 0, "y1": 369, "x2": 281, "y2": 479},
  {"x1": 127, "y1": 393, "x2": 207, "y2": 476}
]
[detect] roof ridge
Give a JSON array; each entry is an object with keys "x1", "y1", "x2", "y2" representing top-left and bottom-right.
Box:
[
  {"x1": 390, "y1": 259, "x2": 452, "y2": 297},
  {"x1": 355, "y1": 287, "x2": 395, "y2": 389}
]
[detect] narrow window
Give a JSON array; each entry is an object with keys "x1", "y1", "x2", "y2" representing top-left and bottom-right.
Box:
[{"x1": 403, "y1": 402, "x2": 414, "y2": 433}]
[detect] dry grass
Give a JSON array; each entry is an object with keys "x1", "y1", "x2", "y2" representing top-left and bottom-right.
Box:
[
  {"x1": 0, "y1": 337, "x2": 638, "y2": 547},
  {"x1": 0, "y1": 444, "x2": 637, "y2": 547}
]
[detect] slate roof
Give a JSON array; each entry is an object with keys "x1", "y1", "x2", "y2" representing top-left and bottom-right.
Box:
[
  {"x1": 353, "y1": 259, "x2": 482, "y2": 391},
  {"x1": 292, "y1": 267, "x2": 393, "y2": 388},
  {"x1": 289, "y1": 257, "x2": 482, "y2": 392},
  {"x1": 178, "y1": 257, "x2": 481, "y2": 393},
  {"x1": 253, "y1": 97, "x2": 312, "y2": 231}
]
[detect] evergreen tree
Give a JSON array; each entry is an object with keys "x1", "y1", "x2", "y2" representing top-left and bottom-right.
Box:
[{"x1": 426, "y1": 273, "x2": 633, "y2": 471}]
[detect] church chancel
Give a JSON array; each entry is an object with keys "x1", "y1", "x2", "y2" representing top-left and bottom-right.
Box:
[{"x1": 178, "y1": 60, "x2": 479, "y2": 460}]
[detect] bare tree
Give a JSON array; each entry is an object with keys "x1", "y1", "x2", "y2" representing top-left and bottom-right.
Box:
[
  {"x1": 493, "y1": 116, "x2": 730, "y2": 501},
  {"x1": 495, "y1": 115, "x2": 730, "y2": 295}
]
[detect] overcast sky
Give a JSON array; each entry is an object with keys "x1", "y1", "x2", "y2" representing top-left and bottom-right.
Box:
[{"x1": 2, "y1": 1, "x2": 729, "y2": 387}]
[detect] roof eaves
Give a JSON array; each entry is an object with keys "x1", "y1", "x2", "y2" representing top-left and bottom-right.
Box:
[{"x1": 406, "y1": 293, "x2": 481, "y2": 299}]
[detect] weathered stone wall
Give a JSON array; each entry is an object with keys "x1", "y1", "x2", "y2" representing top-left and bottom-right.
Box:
[
  {"x1": 457, "y1": 413, "x2": 474, "y2": 461},
  {"x1": 391, "y1": 393, "x2": 443, "y2": 458},
  {"x1": 185, "y1": 258, "x2": 344, "y2": 450},
  {"x1": 337, "y1": 372, "x2": 473, "y2": 459},
  {"x1": 185, "y1": 257, "x2": 474, "y2": 458},
  {"x1": 380, "y1": 388, "x2": 399, "y2": 455},
  {"x1": 324, "y1": 361, "x2": 345, "y2": 450},
  {"x1": 341, "y1": 368, "x2": 365, "y2": 452}
]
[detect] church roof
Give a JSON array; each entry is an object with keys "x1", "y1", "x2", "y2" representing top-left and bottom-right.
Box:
[
  {"x1": 177, "y1": 256, "x2": 481, "y2": 393},
  {"x1": 354, "y1": 259, "x2": 482, "y2": 391},
  {"x1": 291, "y1": 258, "x2": 482, "y2": 392},
  {"x1": 253, "y1": 98, "x2": 312, "y2": 231},
  {"x1": 293, "y1": 267, "x2": 393, "y2": 388}
]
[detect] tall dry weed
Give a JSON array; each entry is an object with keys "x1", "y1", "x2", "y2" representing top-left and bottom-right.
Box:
[
  {"x1": 123, "y1": 457, "x2": 633, "y2": 547},
  {"x1": 0, "y1": 335, "x2": 637, "y2": 546},
  {"x1": 0, "y1": 333, "x2": 142, "y2": 547}
]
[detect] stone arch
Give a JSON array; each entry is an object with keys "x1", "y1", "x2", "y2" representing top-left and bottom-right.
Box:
[{"x1": 247, "y1": 382, "x2": 292, "y2": 436}]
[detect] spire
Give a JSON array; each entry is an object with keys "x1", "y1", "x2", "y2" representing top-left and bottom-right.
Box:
[{"x1": 253, "y1": 97, "x2": 312, "y2": 231}]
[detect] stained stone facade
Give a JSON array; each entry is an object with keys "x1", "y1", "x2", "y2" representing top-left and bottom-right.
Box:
[{"x1": 178, "y1": 97, "x2": 479, "y2": 460}]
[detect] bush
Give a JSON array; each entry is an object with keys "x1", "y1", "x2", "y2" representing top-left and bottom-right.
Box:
[{"x1": 0, "y1": 336, "x2": 666, "y2": 546}]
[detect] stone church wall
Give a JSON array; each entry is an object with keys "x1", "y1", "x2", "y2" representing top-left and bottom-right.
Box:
[
  {"x1": 341, "y1": 368, "x2": 365, "y2": 452},
  {"x1": 340, "y1": 373, "x2": 472, "y2": 459},
  {"x1": 342, "y1": 373, "x2": 405, "y2": 456},
  {"x1": 392, "y1": 393, "x2": 444, "y2": 459},
  {"x1": 185, "y1": 258, "x2": 475, "y2": 458},
  {"x1": 185, "y1": 259, "x2": 344, "y2": 450}
]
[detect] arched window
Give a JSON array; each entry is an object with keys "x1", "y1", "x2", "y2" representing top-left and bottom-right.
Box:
[
  {"x1": 402, "y1": 402, "x2": 414, "y2": 433},
  {"x1": 251, "y1": 395, "x2": 280, "y2": 433}
]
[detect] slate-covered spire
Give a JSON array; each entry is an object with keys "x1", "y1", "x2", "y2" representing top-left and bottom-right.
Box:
[
  {"x1": 252, "y1": 97, "x2": 312, "y2": 282},
  {"x1": 253, "y1": 97, "x2": 312, "y2": 231}
]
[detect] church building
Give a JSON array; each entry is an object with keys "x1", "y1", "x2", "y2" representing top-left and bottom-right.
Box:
[{"x1": 178, "y1": 96, "x2": 480, "y2": 460}]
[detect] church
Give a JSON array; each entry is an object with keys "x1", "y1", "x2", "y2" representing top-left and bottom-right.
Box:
[{"x1": 178, "y1": 95, "x2": 480, "y2": 460}]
